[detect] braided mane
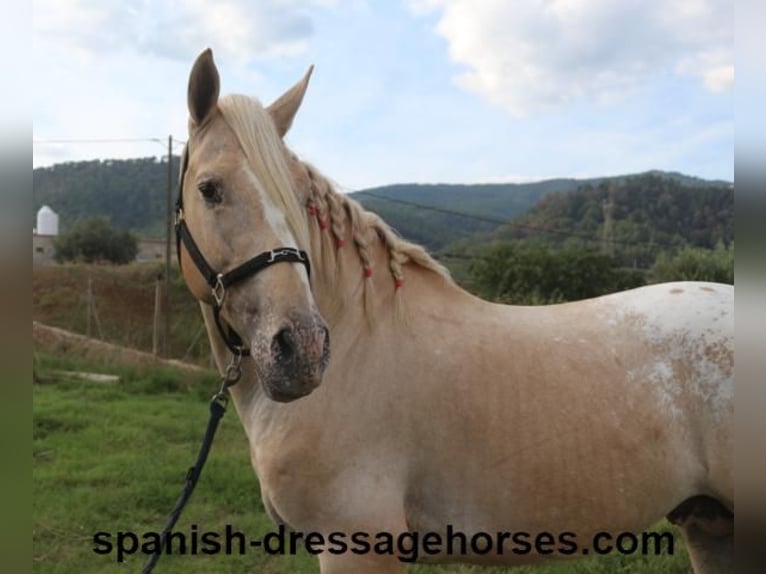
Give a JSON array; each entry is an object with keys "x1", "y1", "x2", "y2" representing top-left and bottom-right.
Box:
[{"x1": 301, "y1": 162, "x2": 452, "y2": 287}]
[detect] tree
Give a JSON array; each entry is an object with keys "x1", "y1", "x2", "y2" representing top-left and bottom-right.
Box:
[
  {"x1": 650, "y1": 242, "x2": 734, "y2": 284},
  {"x1": 54, "y1": 217, "x2": 138, "y2": 264},
  {"x1": 491, "y1": 173, "x2": 733, "y2": 269},
  {"x1": 469, "y1": 243, "x2": 645, "y2": 304}
]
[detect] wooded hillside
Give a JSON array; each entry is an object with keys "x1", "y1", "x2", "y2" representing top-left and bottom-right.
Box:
[{"x1": 33, "y1": 158, "x2": 732, "y2": 258}]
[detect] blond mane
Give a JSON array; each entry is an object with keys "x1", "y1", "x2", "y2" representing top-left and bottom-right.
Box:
[{"x1": 217, "y1": 93, "x2": 453, "y2": 317}]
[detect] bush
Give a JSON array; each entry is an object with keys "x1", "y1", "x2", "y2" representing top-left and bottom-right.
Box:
[
  {"x1": 469, "y1": 244, "x2": 646, "y2": 304},
  {"x1": 651, "y1": 242, "x2": 734, "y2": 284},
  {"x1": 54, "y1": 217, "x2": 138, "y2": 264}
]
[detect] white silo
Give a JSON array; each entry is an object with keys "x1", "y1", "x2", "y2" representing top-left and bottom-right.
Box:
[{"x1": 36, "y1": 205, "x2": 59, "y2": 236}]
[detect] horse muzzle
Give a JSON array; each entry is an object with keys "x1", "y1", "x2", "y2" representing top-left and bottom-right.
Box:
[{"x1": 251, "y1": 313, "x2": 330, "y2": 402}]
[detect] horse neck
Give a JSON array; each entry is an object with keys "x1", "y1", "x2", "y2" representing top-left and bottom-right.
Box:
[{"x1": 298, "y1": 164, "x2": 463, "y2": 332}]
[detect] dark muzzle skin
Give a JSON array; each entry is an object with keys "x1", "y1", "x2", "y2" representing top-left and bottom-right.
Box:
[{"x1": 253, "y1": 313, "x2": 330, "y2": 402}]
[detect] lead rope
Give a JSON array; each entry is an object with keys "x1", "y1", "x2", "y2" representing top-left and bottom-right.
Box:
[{"x1": 141, "y1": 352, "x2": 243, "y2": 574}]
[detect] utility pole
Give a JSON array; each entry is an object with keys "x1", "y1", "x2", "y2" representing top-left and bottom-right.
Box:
[
  {"x1": 602, "y1": 185, "x2": 615, "y2": 256},
  {"x1": 86, "y1": 276, "x2": 92, "y2": 338},
  {"x1": 164, "y1": 135, "x2": 172, "y2": 357},
  {"x1": 153, "y1": 274, "x2": 162, "y2": 356}
]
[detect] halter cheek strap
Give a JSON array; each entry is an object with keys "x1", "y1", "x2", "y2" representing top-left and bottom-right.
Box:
[{"x1": 175, "y1": 145, "x2": 311, "y2": 355}]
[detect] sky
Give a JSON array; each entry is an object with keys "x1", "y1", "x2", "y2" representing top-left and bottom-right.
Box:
[{"x1": 32, "y1": 0, "x2": 733, "y2": 191}]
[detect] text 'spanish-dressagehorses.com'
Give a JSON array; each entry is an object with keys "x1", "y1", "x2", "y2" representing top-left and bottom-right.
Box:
[{"x1": 175, "y1": 49, "x2": 733, "y2": 573}]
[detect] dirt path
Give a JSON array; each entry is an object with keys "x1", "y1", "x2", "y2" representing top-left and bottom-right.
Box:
[{"x1": 33, "y1": 321, "x2": 212, "y2": 374}]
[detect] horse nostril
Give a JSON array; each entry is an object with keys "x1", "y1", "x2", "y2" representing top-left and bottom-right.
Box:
[{"x1": 271, "y1": 327, "x2": 295, "y2": 362}]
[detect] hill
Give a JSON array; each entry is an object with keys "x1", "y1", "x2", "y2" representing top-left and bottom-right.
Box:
[
  {"x1": 33, "y1": 157, "x2": 181, "y2": 238},
  {"x1": 482, "y1": 173, "x2": 733, "y2": 268},
  {"x1": 351, "y1": 180, "x2": 576, "y2": 250},
  {"x1": 32, "y1": 156, "x2": 731, "y2": 252},
  {"x1": 32, "y1": 157, "x2": 554, "y2": 246}
]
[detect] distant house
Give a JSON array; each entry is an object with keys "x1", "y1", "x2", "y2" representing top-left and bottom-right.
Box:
[
  {"x1": 33, "y1": 233, "x2": 57, "y2": 265},
  {"x1": 32, "y1": 205, "x2": 171, "y2": 265}
]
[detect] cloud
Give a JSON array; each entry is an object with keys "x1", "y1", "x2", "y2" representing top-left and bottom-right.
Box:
[
  {"x1": 676, "y1": 49, "x2": 733, "y2": 93},
  {"x1": 411, "y1": 0, "x2": 733, "y2": 116},
  {"x1": 34, "y1": 0, "x2": 332, "y2": 62}
]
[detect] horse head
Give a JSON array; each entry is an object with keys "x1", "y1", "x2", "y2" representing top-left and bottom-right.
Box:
[{"x1": 179, "y1": 48, "x2": 328, "y2": 402}]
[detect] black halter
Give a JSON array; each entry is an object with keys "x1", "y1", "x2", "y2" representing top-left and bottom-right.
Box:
[{"x1": 175, "y1": 146, "x2": 311, "y2": 356}]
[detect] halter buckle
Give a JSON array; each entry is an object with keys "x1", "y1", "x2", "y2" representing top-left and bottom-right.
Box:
[
  {"x1": 268, "y1": 248, "x2": 304, "y2": 263},
  {"x1": 212, "y1": 274, "x2": 226, "y2": 307}
]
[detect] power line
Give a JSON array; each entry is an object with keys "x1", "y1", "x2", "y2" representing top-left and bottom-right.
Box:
[
  {"x1": 34, "y1": 137, "x2": 163, "y2": 144},
  {"x1": 33, "y1": 136, "x2": 186, "y2": 149},
  {"x1": 355, "y1": 190, "x2": 510, "y2": 226},
  {"x1": 354, "y1": 190, "x2": 678, "y2": 252}
]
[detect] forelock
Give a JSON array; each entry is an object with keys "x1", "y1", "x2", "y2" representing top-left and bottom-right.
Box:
[{"x1": 216, "y1": 94, "x2": 309, "y2": 249}]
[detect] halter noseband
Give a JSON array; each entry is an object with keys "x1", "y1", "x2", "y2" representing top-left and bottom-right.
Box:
[{"x1": 175, "y1": 146, "x2": 311, "y2": 356}]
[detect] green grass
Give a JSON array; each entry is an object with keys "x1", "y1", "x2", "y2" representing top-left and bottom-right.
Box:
[{"x1": 33, "y1": 354, "x2": 691, "y2": 573}]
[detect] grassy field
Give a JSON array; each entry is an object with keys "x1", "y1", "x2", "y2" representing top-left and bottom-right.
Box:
[{"x1": 33, "y1": 352, "x2": 691, "y2": 573}]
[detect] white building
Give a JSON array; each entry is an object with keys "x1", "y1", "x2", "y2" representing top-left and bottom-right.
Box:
[{"x1": 33, "y1": 206, "x2": 59, "y2": 265}]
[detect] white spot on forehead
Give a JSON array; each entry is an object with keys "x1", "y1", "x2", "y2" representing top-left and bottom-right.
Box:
[
  {"x1": 243, "y1": 167, "x2": 312, "y2": 293},
  {"x1": 240, "y1": 167, "x2": 291, "y2": 244}
]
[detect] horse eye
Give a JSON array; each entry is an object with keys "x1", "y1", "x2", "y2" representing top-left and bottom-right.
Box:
[{"x1": 197, "y1": 180, "x2": 222, "y2": 204}]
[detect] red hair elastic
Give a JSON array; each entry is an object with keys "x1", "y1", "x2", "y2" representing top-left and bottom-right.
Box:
[
  {"x1": 335, "y1": 238, "x2": 345, "y2": 249},
  {"x1": 363, "y1": 267, "x2": 373, "y2": 278},
  {"x1": 394, "y1": 277, "x2": 403, "y2": 289}
]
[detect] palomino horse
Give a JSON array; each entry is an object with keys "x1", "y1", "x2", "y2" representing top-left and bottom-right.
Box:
[{"x1": 178, "y1": 49, "x2": 733, "y2": 573}]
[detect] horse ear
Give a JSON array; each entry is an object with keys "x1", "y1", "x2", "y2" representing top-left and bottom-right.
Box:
[
  {"x1": 188, "y1": 48, "x2": 220, "y2": 127},
  {"x1": 267, "y1": 65, "x2": 314, "y2": 138}
]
